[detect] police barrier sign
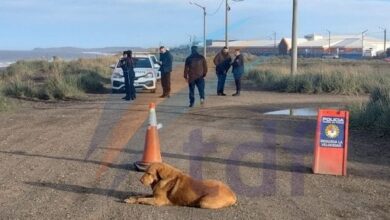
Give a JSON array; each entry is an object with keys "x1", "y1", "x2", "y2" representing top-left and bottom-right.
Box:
[
  {"x1": 313, "y1": 109, "x2": 349, "y2": 176},
  {"x1": 320, "y1": 117, "x2": 345, "y2": 148}
]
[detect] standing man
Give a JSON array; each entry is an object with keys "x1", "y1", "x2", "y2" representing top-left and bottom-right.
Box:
[
  {"x1": 158, "y1": 46, "x2": 173, "y2": 98},
  {"x1": 232, "y1": 49, "x2": 244, "y2": 96},
  {"x1": 119, "y1": 50, "x2": 136, "y2": 101},
  {"x1": 213, "y1": 47, "x2": 232, "y2": 96},
  {"x1": 184, "y1": 46, "x2": 208, "y2": 108}
]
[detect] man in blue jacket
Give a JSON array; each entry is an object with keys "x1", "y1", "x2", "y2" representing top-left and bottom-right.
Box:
[
  {"x1": 158, "y1": 46, "x2": 173, "y2": 98},
  {"x1": 232, "y1": 49, "x2": 244, "y2": 96}
]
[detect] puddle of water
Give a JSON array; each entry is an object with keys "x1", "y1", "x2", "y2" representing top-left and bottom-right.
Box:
[{"x1": 264, "y1": 108, "x2": 319, "y2": 116}]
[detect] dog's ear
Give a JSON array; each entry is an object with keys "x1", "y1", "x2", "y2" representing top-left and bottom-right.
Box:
[
  {"x1": 156, "y1": 170, "x2": 162, "y2": 180},
  {"x1": 155, "y1": 163, "x2": 171, "y2": 180},
  {"x1": 156, "y1": 163, "x2": 180, "y2": 180},
  {"x1": 147, "y1": 163, "x2": 162, "y2": 180},
  {"x1": 154, "y1": 163, "x2": 165, "y2": 180}
]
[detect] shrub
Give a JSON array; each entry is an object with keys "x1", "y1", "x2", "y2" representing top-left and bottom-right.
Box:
[
  {"x1": 244, "y1": 59, "x2": 390, "y2": 95},
  {"x1": 45, "y1": 74, "x2": 84, "y2": 100},
  {"x1": 350, "y1": 86, "x2": 390, "y2": 135},
  {"x1": 0, "y1": 95, "x2": 8, "y2": 111},
  {"x1": 78, "y1": 72, "x2": 106, "y2": 93},
  {"x1": 0, "y1": 56, "x2": 117, "y2": 101},
  {"x1": 3, "y1": 78, "x2": 36, "y2": 98}
]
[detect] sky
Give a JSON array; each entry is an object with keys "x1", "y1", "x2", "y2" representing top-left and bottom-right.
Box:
[{"x1": 0, "y1": 0, "x2": 389, "y2": 50}]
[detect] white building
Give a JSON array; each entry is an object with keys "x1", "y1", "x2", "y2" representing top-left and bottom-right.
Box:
[{"x1": 207, "y1": 34, "x2": 390, "y2": 58}]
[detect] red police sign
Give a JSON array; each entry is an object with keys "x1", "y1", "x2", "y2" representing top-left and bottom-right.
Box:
[{"x1": 313, "y1": 109, "x2": 349, "y2": 176}]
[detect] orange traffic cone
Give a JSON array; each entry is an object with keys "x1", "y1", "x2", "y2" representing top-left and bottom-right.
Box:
[{"x1": 134, "y1": 103, "x2": 162, "y2": 171}]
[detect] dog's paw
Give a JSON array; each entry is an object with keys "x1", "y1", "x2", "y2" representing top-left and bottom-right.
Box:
[{"x1": 124, "y1": 197, "x2": 137, "y2": 204}]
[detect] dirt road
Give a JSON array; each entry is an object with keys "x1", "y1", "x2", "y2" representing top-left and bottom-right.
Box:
[{"x1": 0, "y1": 66, "x2": 389, "y2": 220}]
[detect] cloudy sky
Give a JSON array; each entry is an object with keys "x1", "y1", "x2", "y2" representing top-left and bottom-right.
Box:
[{"x1": 0, "y1": 0, "x2": 389, "y2": 50}]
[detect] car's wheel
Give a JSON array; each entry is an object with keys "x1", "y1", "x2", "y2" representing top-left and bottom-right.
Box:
[{"x1": 112, "y1": 89, "x2": 120, "y2": 94}]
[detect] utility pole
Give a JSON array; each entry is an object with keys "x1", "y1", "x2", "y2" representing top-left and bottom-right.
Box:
[
  {"x1": 203, "y1": 8, "x2": 206, "y2": 57},
  {"x1": 225, "y1": 0, "x2": 229, "y2": 47},
  {"x1": 187, "y1": 34, "x2": 193, "y2": 54},
  {"x1": 326, "y1": 29, "x2": 331, "y2": 54},
  {"x1": 225, "y1": 0, "x2": 244, "y2": 48},
  {"x1": 380, "y1": 27, "x2": 387, "y2": 56},
  {"x1": 291, "y1": 0, "x2": 298, "y2": 75},
  {"x1": 273, "y1": 32, "x2": 277, "y2": 55},
  {"x1": 361, "y1": 29, "x2": 368, "y2": 57},
  {"x1": 189, "y1": 1, "x2": 207, "y2": 58}
]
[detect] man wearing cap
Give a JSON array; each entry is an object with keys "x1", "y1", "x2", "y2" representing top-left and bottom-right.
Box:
[
  {"x1": 158, "y1": 46, "x2": 173, "y2": 98},
  {"x1": 184, "y1": 46, "x2": 208, "y2": 108}
]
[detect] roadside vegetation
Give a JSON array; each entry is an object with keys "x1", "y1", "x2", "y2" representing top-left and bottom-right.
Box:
[
  {"x1": 0, "y1": 56, "x2": 118, "y2": 102},
  {"x1": 244, "y1": 57, "x2": 390, "y2": 134},
  {"x1": 0, "y1": 86, "x2": 10, "y2": 111},
  {"x1": 244, "y1": 57, "x2": 390, "y2": 95},
  {"x1": 349, "y1": 86, "x2": 390, "y2": 135}
]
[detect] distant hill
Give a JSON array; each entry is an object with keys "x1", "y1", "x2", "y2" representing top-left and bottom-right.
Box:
[
  {"x1": 0, "y1": 47, "x2": 149, "y2": 65},
  {"x1": 31, "y1": 47, "x2": 147, "y2": 53}
]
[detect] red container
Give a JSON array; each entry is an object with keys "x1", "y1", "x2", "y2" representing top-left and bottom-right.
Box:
[{"x1": 312, "y1": 109, "x2": 349, "y2": 176}]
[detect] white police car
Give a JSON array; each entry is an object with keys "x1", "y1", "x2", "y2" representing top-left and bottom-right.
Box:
[{"x1": 111, "y1": 54, "x2": 160, "y2": 93}]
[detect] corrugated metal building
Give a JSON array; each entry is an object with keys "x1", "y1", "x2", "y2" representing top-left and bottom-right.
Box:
[
  {"x1": 208, "y1": 34, "x2": 390, "y2": 58},
  {"x1": 279, "y1": 34, "x2": 390, "y2": 58},
  {"x1": 207, "y1": 39, "x2": 277, "y2": 56}
]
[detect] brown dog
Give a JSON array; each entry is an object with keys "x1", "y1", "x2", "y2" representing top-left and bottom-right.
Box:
[{"x1": 125, "y1": 163, "x2": 237, "y2": 209}]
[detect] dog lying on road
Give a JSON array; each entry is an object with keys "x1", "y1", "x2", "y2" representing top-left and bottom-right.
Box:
[{"x1": 125, "y1": 163, "x2": 237, "y2": 209}]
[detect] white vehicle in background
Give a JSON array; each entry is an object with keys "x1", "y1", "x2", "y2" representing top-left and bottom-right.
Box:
[
  {"x1": 363, "y1": 48, "x2": 377, "y2": 57},
  {"x1": 150, "y1": 54, "x2": 161, "y2": 79},
  {"x1": 111, "y1": 53, "x2": 159, "y2": 93}
]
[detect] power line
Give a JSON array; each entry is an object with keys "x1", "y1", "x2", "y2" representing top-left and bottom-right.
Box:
[{"x1": 207, "y1": 0, "x2": 224, "y2": 16}]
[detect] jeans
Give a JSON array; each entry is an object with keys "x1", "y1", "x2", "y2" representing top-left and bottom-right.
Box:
[
  {"x1": 129, "y1": 74, "x2": 136, "y2": 99},
  {"x1": 234, "y1": 78, "x2": 241, "y2": 92},
  {"x1": 124, "y1": 71, "x2": 136, "y2": 99},
  {"x1": 161, "y1": 72, "x2": 171, "y2": 96},
  {"x1": 216, "y1": 72, "x2": 227, "y2": 93},
  {"x1": 123, "y1": 72, "x2": 131, "y2": 98},
  {"x1": 188, "y1": 78, "x2": 205, "y2": 105}
]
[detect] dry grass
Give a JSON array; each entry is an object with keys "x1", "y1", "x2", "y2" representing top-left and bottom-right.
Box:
[
  {"x1": 0, "y1": 56, "x2": 119, "y2": 101},
  {"x1": 245, "y1": 58, "x2": 390, "y2": 95},
  {"x1": 244, "y1": 57, "x2": 390, "y2": 134},
  {"x1": 349, "y1": 86, "x2": 390, "y2": 135}
]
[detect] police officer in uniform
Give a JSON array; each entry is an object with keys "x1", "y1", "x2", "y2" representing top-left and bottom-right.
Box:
[{"x1": 119, "y1": 50, "x2": 136, "y2": 101}]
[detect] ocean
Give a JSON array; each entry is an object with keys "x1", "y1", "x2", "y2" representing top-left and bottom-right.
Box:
[{"x1": 0, "y1": 47, "x2": 144, "y2": 68}]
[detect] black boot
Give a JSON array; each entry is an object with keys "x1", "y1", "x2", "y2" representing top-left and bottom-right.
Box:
[{"x1": 232, "y1": 91, "x2": 240, "y2": 96}]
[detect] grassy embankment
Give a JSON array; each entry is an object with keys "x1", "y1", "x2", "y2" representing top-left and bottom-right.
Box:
[
  {"x1": 244, "y1": 57, "x2": 390, "y2": 134},
  {"x1": 0, "y1": 56, "x2": 119, "y2": 110}
]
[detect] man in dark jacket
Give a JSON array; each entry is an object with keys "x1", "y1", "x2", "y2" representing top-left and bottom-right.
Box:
[
  {"x1": 158, "y1": 46, "x2": 173, "y2": 98},
  {"x1": 184, "y1": 46, "x2": 208, "y2": 108},
  {"x1": 232, "y1": 49, "x2": 244, "y2": 96},
  {"x1": 213, "y1": 47, "x2": 232, "y2": 96},
  {"x1": 119, "y1": 50, "x2": 136, "y2": 101}
]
